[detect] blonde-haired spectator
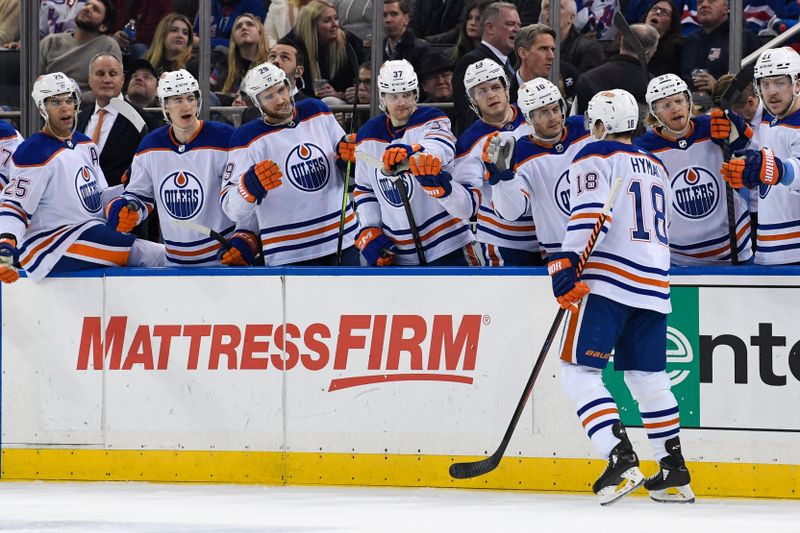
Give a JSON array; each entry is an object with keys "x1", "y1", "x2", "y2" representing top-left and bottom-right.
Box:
[
  {"x1": 142, "y1": 12, "x2": 197, "y2": 77},
  {"x1": 212, "y1": 13, "x2": 270, "y2": 95}
]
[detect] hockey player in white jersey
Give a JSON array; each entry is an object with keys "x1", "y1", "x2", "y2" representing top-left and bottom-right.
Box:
[
  {"x1": 222, "y1": 62, "x2": 358, "y2": 266},
  {"x1": 106, "y1": 69, "x2": 258, "y2": 267},
  {"x1": 721, "y1": 47, "x2": 800, "y2": 264},
  {"x1": 634, "y1": 73, "x2": 753, "y2": 265},
  {"x1": 0, "y1": 120, "x2": 23, "y2": 191},
  {"x1": 353, "y1": 59, "x2": 474, "y2": 266},
  {"x1": 550, "y1": 90, "x2": 694, "y2": 505},
  {"x1": 439, "y1": 59, "x2": 538, "y2": 266},
  {"x1": 487, "y1": 77, "x2": 592, "y2": 260},
  {"x1": 0, "y1": 72, "x2": 164, "y2": 283}
]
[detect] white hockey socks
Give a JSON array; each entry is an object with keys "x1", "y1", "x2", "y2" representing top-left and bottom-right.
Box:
[
  {"x1": 624, "y1": 370, "x2": 680, "y2": 461},
  {"x1": 561, "y1": 362, "x2": 621, "y2": 458}
]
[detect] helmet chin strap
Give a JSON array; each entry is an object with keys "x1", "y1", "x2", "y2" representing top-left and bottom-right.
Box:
[
  {"x1": 770, "y1": 86, "x2": 800, "y2": 119},
  {"x1": 42, "y1": 108, "x2": 78, "y2": 141}
]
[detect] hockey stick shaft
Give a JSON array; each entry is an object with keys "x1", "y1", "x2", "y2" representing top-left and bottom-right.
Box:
[
  {"x1": 449, "y1": 176, "x2": 624, "y2": 480},
  {"x1": 394, "y1": 176, "x2": 427, "y2": 265},
  {"x1": 336, "y1": 53, "x2": 361, "y2": 266}
]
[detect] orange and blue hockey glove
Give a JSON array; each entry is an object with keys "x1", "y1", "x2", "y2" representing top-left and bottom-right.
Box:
[
  {"x1": 548, "y1": 251, "x2": 590, "y2": 311},
  {"x1": 409, "y1": 153, "x2": 452, "y2": 198},
  {"x1": 239, "y1": 159, "x2": 283, "y2": 204},
  {"x1": 105, "y1": 197, "x2": 140, "y2": 233},
  {"x1": 336, "y1": 133, "x2": 357, "y2": 172},
  {"x1": 355, "y1": 227, "x2": 396, "y2": 266},
  {"x1": 383, "y1": 143, "x2": 422, "y2": 173},
  {"x1": 219, "y1": 231, "x2": 259, "y2": 266},
  {"x1": 710, "y1": 108, "x2": 752, "y2": 151},
  {"x1": 721, "y1": 148, "x2": 790, "y2": 189},
  {"x1": 0, "y1": 234, "x2": 19, "y2": 283}
]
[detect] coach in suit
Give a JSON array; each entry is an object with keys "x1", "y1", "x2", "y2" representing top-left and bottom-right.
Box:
[
  {"x1": 452, "y1": 2, "x2": 521, "y2": 135},
  {"x1": 78, "y1": 53, "x2": 160, "y2": 187}
]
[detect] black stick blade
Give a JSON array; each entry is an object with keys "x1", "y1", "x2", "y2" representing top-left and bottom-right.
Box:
[{"x1": 449, "y1": 455, "x2": 501, "y2": 479}]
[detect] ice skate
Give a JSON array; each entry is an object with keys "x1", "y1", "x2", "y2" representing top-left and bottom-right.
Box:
[
  {"x1": 592, "y1": 422, "x2": 644, "y2": 506},
  {"x1": 644, "y1": 437, "x2": 695, "y2": 503}
]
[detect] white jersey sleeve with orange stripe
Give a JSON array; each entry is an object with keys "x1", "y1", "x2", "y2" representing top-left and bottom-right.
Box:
[
  {"x1": 122, "y1": 121, "x2": 248, "y2": 266},
  {"x1": 221, "y1": 99, "x2": 356, "y2": 266},
  {"x1": 354, "y1": 107, "x2": 473, "y2": 265},
  {"x1": 563, "y1": 140, "x2": 672, "y2": 314},
  {"x1": 0, "y1": 132, "x2": 108, "y2": 281},
  {"x1": 0, "y1": 122, "x2": 23, "y2": 190},
  {"x1": 751, "y1": 110, "x2": 800, "y2": 264}
]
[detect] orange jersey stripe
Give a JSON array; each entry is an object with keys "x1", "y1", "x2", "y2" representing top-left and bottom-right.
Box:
[
  {"x1": 560, "y1": 307, "x2": 581, "y2": 363},
  {"x1": 678, "y1": 223, "x2": 751, "y2": 257},
  {"x1": 2, "y1": 203, "x2": 28, "y2": 222},
  {"x1": 392, "y1": 217, "x2": 461, "y2": 247},
  {"x1": 757, "y1": 229, "x2": 800, "y2": 242},
  {"x1": 19, "y1": 227, "x2": 71, "y2": 267},
  {"x1": 583, "y1": 261, "x2": 669, "y2": 288},
  {"x1": 165, "y1": 241, "x2": 221, "y2": 257},
  {"x1": 477, "y1": 213, "x2": 535, "y2": 233},
  {"x1": 261, "y1": 212, "x2": 355, "y2": 246},
  {"x1": 66, "y1": 242, "x2": 130, "y2": 265},
  {"x1": 569, "y1": 212, "x2": 614, "y2": 224}
]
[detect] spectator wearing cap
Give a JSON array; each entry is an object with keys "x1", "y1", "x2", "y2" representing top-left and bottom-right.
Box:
[
  {"x1": 125, "y1": 58, "x2": 159, "y2": 109},
  {"x1": 420, "y1": 51, "x2": 455, "y2": 103},
  {"x1": 382, "y1": 0, "x2": 430, "y2": 73},
  {"x1": 540, "y1": 0, "x2": 604, "y2": 75},
  {"x1": 40, "y1": 0, "x2": 122, "y2": 105}
]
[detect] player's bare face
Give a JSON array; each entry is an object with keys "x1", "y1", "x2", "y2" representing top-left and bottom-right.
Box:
[
  {"x1": 44, "y1": 94, "x2": 77, "y2": 137},
  {"x1": 164, "y1": 93, "x2": 199, "y2": 131},
  {"x1": 257, "y1": 83, "x2": 293, "y2": 124},
  {"x1": 384, "y1": 91, "x2": 416, "y2": 125},
  {"x1": 473, "y1": 79, "x2": 508, "y2": 122},
  {"x1": 653, "y1": 93, "x2": 690, "y2": 134},
  {"x1": 759, "y1": 75, "x2": 797, "y2": 117},
  {"x1": 531, "y1": 101, "x2": 564, "y2": 139}
]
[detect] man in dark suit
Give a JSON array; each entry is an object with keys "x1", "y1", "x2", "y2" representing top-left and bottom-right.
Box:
[
  {"x1": 78, "y1": 52, "x2": 160, "y2": 187},
  {"x1": 452, "y1": 2, "x2": 520, "y2": 135}
]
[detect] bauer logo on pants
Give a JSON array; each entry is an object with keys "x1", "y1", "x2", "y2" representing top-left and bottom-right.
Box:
[
  {"x1": 74, "y1": 165, "x2": 102, "y2": 213},
  {"x1": 285, "y1": 143, "x2": 329, "y2": 191},
  {"x1": 159, "y1": 171, "x2": 204, "y2": 220}
]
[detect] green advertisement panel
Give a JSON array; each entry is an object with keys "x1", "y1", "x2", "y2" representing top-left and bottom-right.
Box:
[{"x1": 602, "y1": 286, "x2": 700, "y2": 427}]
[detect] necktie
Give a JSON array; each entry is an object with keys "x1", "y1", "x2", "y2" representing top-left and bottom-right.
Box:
[{"x1": 91, "y1": 108, "x2": 106, "y2": 144}]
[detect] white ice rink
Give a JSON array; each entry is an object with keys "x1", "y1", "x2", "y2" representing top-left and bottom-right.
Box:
[{"x1": 0, "y1": 482, "x2": 797, "y2": 532}]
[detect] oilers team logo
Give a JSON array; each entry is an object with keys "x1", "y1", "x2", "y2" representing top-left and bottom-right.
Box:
[
  {"x1": 285, "y1": 143, "x2": 329, "y2": 191},
  {"x1": 553, "y1": 169, "x2": 571, "y2": 216},
  {"x1": 377, "y1": 171, "x2": 414, "y2": 207},
  {"x1": 74, "y1": 165, "x2": 102, "y2": 213},
  {"x1": 671, "y1": 167, "x2": 719, "y2": 219},
  {"x1": 159, "y1": 171, "x2": 204, "y2": 220}
]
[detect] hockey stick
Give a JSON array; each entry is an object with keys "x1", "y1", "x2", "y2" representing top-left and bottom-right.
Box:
[
  {"x1": 449, "y1": 175, "x2": 624, "y2": 480},
  {"x1": 355, "y1": 150, "x2": 427, "y2": 264},
  {"x1": 168, "y1": 218, "x2": 266, "y2": 266},
  {"x1": 336, "y1": 44, "x2": 361, "y2": 265},
  {"x1": 612, "y1": 4, "x2": 648, "y2": 80},
  {"x1": 715, "y1": 64, "x2": 755, "y2": 265}
]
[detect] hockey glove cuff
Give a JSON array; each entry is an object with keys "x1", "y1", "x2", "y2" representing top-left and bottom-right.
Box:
[
  {"x1": 0, "y1": 234, "x2": 19, "y2": 283},
  {"x1": 355, "y1": 227, "x2": 396, "y2": 266},
  {"x1": 220, "y1": 231, "x2": 260, "y2": 266},
  {"x1": 415, "y1": 170, "x2": 453, "y2": 199}
]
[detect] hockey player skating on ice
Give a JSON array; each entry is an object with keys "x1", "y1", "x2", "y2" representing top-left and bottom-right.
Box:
[
  {"x1": 0, "y1": 72, "x2": 164, "y2": 283},
  {"x1": 446, "y1": 59, "x2": 539, "y2": 266},
  {"x1": 635, "y1": 73, "x2": 753, "y2": 265},
  {"x1": 107, "y1": 70, "x2": 258, "y2": 266},
  {"x1": 353, "y1": 59, "x2": 475, "y2": 266},
  {"x1": 222, "y1": 62, "x2": 359, "y2": 266},
  {"x1": 722, "y1": 47, "x2": 800, "y2": 265},
  {"x1": 487, "y1": 77, "x2": 591, "y2": 260},
  {"x1": 549, "y1": 89, "x2": 694, "y2": 505}
]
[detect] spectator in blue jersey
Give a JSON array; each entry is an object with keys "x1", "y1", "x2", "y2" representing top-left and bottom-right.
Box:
[
  {"x1": 680, "y1": 0, "x2": 759, "y2": 95},
  {"x1": 193, "y1": 0, "x2": 267, "y2": 49}
]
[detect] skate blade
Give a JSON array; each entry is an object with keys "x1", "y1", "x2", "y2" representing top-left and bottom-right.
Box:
[
  {"x1": 649, "y1": 484, "x2": 696, "y2": 504},
  {"x1": 598, "y1": 467, "x2": 645, "y2": 506}
]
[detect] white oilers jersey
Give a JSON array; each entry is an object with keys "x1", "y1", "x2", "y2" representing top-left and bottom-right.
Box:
[
  {"x1": 354, "y1": 107, "x2": 473, "y2": 265},
  {"x1": 454, "y1": 106, "x2": 537, "y2": 252},
  {"x1": 122, "y1": 121, "x2": 240, "y2": 266},
  {"x1": 634, "y1": 115, "x2": 752, "y2": 265},
  {"x1": 222, "y1": 99, "x2": 356, "y2": 265},
  {"x1": 752, "y1": 110, "x2": 800, "y2": 264},
  {"x1": 0, "y1": 132, "x2": 107, "y2": 281},
  {"x1": 0, "y1": 121, "x2": 23, "y2": 190},
  {"x1": 565, "y1": 141, "x2": 671, "y2": 314},
  {"x1": 499, "y1": 115, "x2": 592, "y2": 256}
]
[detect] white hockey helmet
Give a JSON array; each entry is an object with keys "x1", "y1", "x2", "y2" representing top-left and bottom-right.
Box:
[
  {"x1": 242, "y1": 61, "x2": 290, "y2": 109},
  {"x1": 377, "y1": 59, "x2": 419, "y2": 112},
  {"x1": 645, "y1": 74, "x2": 692, "y2": 131},
  {"x1": 518, "y1": 78, "x2": 566, "y2": 133},
  {"x1": 32, "y1": 72, "x2": 80, "y2": 120},
  {"x1": 464, "y1": 59, "x2": 509, "y2": 116},
  {"x1": 585, "y1": 89, "x2": 639, "y2": 140},
  {"x1": 157, "y1": 69, "x2": 201, "y2": 123},
  {"x1": 753, "y1": 47, "x2": 800, "y2": 116}
]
